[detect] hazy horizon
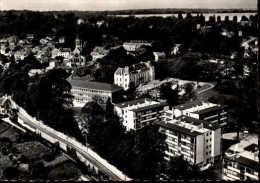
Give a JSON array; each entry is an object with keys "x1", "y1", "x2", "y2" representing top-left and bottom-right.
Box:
[{"x1": 0, "y1": 0, "x2": 257, "y2": 11}]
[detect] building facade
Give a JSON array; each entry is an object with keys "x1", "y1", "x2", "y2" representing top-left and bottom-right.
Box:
[
  {"x1": 69, "y1": 79, "x2": 123, "y2": 107},
  {"x1": 222, "y1": 134, "x2": 259, "y2": 181},
  {"x1": 114, "y1": 98, "x2": 169, "y2": 131},
  {"x1": 114, "y1": 61, "x2": 155, "y2": 90},
  {"x1": 156, "y1": 116, "x2": 222, "y2": 168}
]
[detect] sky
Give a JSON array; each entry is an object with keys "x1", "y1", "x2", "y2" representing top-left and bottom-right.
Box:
[{"x1": 0, "y1": 0, "x2": 257, "y2": 11}]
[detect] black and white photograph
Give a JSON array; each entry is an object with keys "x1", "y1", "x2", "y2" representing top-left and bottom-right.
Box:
[{"x1": 0, "y1": 0, "x2": 259, "y2": 181}]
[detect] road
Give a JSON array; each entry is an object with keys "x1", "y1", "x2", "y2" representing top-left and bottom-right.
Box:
[
  {"x1": 196, "y1": 83, "x2": 217, "y2": 101},
  {"x1": 18, "y1": 112, "x2": 129, "y2": 181}
]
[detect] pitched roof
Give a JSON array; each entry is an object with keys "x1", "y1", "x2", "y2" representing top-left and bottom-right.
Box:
[{"x1": 68, "y1": 79, "x2": 123, "y2": 92}]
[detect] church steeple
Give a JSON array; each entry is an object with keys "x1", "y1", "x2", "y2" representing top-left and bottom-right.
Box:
[{"x1": 74, "y1": 36, "x2": 83, "y2": 55}]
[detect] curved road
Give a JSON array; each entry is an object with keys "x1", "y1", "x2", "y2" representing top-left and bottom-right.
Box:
[{"x1": 18, "y1": 112, "x2": 130, "y2": 181}]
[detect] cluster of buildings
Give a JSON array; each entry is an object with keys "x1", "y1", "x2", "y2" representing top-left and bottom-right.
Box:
[
  {"x1": 0, "y1": 35, "x2": 90, "y2": 73},
  {"x1": 0, "y1": 29, "x2": 257, "y2": 180}
]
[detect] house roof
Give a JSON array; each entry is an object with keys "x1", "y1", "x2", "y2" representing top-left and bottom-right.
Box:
[{"x1": 68, "y1": 79, "x2": 123, "y2": 92}]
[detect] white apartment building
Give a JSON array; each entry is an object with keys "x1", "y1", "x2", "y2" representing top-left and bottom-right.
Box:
[
  {"x1": 223, "y1": 134, "x2": 259, "y2": 181},
  {"x1": 114, "y1": 98, "x2": 169, "y2": 131},
  {"x1": 165, "y1": 101, "x2": 228, "y2": 128},
  {"x1": 114, "y1": 61, "x2": 155, "y2": 90},
  {"x1": 156, "y1": 116, "x2": 222, "y2": 168},
  {"x1": 123, "y1": 41, "x2": 152, "y2": 52},
  {"x1": 68, "y1": 79, "x2": 123, "y2": 107}
]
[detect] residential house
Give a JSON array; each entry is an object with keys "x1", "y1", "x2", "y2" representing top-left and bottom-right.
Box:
[{"x1": 57, "y1": 48, "x2": 72, "y2": 59}]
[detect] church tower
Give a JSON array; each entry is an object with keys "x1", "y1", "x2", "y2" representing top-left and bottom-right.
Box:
[{"x1": 74, "y1": 36, "x2": 83, "y2": 55}]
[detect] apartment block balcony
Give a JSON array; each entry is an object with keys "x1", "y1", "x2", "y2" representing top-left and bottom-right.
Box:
[{"x1": 244, "y1": 172, "x2": 259, "y2": 180}]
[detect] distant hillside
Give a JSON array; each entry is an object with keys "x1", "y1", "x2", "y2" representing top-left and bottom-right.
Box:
[
  {"x1": 0, "y1": 8, "x2": 257, "y2": 18},
  {"x1": 100, "y1": 8, "x2": 257, "y2": 15}
]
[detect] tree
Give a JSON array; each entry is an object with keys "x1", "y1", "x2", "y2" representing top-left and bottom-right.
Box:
[
  {"x1": 127, "y1": 125, "x2": 167, "y2": 179},
  {"x1": 3, "y1": 167, "x2": 20, "y2": 179},
  {"x1": 105, "y1": 97, "x2": 114, "y2": 119},
  {"x1": 160, "y1": 83, "x2": 179, "y2": 106},
  {"x1": 182, "y1": 83, "x2": 196, "y2": 102},
  {"x1": 166, "y1": 156, "x2": 200, "y2": 180}
]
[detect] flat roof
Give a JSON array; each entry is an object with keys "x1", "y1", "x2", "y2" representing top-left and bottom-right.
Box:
[
  {"x1": 115, "y1": 98, "x2": 167, "y2": 112},
  {"x1": 225, "y1": 134, "x2": 259, "y2": 168},
  {"x1": 155, "y1": 121, "x2": 204, "y2": 137},
  {"x1": 68, "y1": 79, "x2": 123, "y2": 92},
  {"x1": 180, "y1": 116, "x2": 221, "y2": 130},
  {"x1": 115, "y1": 98, "x2": 148, "y2": 108},
  {"x1": 132, "y1": 102, "x2": 168, "y2": 112},
  {"x1": 193, "y1": 105, "x2": 227, "y2": 115},
  {"x1": 174, "y1": 100, "x2": 204, "y2": 110}
]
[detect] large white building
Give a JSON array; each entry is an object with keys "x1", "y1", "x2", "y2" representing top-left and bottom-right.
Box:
[
  {"x1": 165, "y1": 101, "x2": 228, "y2": 128},
  {"x1": 114, "y1": 61, "x2": 155, "y2": 90},
  {"x1": 156, "y1": 116, "x2": 222, "y2": 168},
  {"x1": 68, "y1": 79, "x2": 123, "y2": 107},
  {"x1": 114, "y1": 98, "x2": 169, "y2": 131},
  {"x1": 223, "y1": 134, "x2": 259, "y2": 181}
]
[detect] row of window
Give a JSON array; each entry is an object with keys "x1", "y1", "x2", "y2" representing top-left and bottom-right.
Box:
[{"x1": 73, "y1": 88, "x2": 111, "y2": 94}]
